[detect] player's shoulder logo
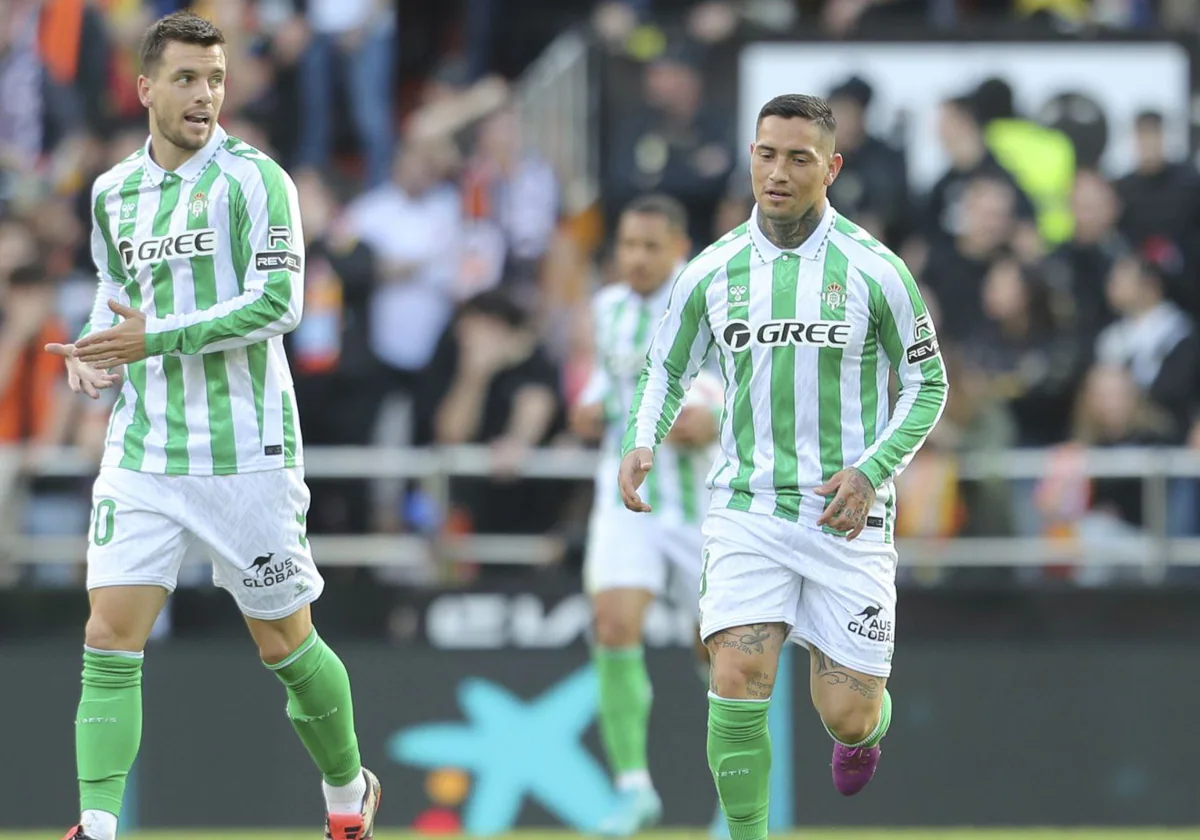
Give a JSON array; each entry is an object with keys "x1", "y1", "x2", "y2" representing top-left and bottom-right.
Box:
[
  {"x1": 267, "y1": 226, "x2": 292, "y2": 249},
  {"x1": 905, "y1": 311, "x2": 941, "y2": 365},
  {"x1": 189, "y1": 191, "x2": 208, "y2": 219},
  {"x1": 822, "y1": 280, "x2": 846, "y2": 311},
  {"x1": 255, "y1": 226, "x2": 301, "y2": 273}
]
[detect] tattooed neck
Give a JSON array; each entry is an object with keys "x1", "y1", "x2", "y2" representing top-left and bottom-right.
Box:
[{"x1": 758, "y1": 203, "x2": 825, "y2": 250}]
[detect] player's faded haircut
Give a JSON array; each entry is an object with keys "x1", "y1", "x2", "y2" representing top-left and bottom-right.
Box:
[
  {"x1": 140, "y1": 11, "x2": 225, "y2": 75},
  {"x1": 623, "y1": 194, "x2": 688, "y2": 233},
  {"x1": 757, "y1": 94, "x2": 837, "y2": 138}
]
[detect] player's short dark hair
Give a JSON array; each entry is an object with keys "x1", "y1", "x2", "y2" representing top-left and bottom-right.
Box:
[
  {"x1": 756, "y1": 94, "x2": 837, "y2": 138},
  {"x1": 622, "y1": 194, "x2": 688, "y2": 234},
  {"x1": 1135, "y1": 110, "x2": 1164, "y2": 131},
  {"x1": 140, "y1": 11, "x2": 225, "y2": 75}
]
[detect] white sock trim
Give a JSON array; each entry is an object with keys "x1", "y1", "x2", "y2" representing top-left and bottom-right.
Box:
[
  {"x1": 84, "y1": 646, "x2": 144, "y2": 659},
  {"x1": 265, "y1": 631, "x2": 319, "y2": 671},
  {"x1": 616, "y1": 769, "x2": 653, "y2": 791},
  {"x1": 707, "y1": 691, "x2": 770, "y2": 704}
]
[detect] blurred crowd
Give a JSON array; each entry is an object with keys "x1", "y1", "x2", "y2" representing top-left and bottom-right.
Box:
[{"x1": 4, "y1": 0, "x2": 1200, "y2": 595}]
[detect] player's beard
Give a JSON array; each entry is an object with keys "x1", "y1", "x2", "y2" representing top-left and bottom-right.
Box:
[{"x1": 153, "y1": 106, "x2": 209, "y2": 153}]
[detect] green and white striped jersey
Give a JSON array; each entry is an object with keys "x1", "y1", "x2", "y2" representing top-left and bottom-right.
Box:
[
  {"x1": 582, "y1": 271, "x2": 713, "y2": 525},
  {"x1": 85, "y1": 125, "x2": 305, "y2": 476},
  {"x1": 622, "y1": 204, "x2": 948, "y2": 543}
]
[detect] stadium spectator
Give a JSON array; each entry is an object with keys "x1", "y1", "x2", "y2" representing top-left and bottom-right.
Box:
[
  {"x1": 824, "y1": 75, "x2": 909, "y2": 248},
  {"x1": 921, "y1": 175, "x2": 1020, "y2": 343},
  {"x1": 342, "y1": 139, "x2": 463, "y2": 443},
  {"x1": 295, "y1": 0, "x2": 397, "y2": 187},
  {"x1": 919, "y1": 95, "x2": 1037, "y2": 267},
  {"x1": 1094, "y1": 251, "x2": 1199, "y2": 441},
  {"x1": 288, "y1": 170, "x2": 382, "y2": 535},
  {"x1": 604, "y1": 42, "x2": 734, "y2": 251},
  {"x1": 1043, "y1": 169, "x2": 1123, "y2": 346},
  {"x1": 960, "y1": 257, "x2": 1085, "y2": 446},
  {"x1": 1115, "y1": 110, "x2": 1200, "y2": 319},
  {"x1": 422, "y1": 290, "x2": 567, "y2": 538},
  {"x1": 459, "y1": 105, "x2": 560, "y2": 306}
]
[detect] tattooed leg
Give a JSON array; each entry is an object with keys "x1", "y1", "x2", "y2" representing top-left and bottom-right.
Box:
[
  {"x1": 809, "y1": 645, "x2": 889, "y2": 746},
  {"x1": 704, "y1": 623, "x2": 787, "y2": 840}
]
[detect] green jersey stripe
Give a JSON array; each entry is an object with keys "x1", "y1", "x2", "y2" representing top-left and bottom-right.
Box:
[
  {"x1": 82, "y1": 186, "x2": 123, "y2": 340},
  {"x1": 282, "y1": 390, "x2": 297, "y2": 468},
  {"x1": 769, "y1": 255, "x2": 801, "y2": 522},
  {"x1": 188, "y1": 165, "x2": 239, "y2": 474},
  {"x1": 860, "y1": 271, "x2": 883, "y2": 449},
  {"x1": 725, "y1": 245, "x2": 755, "y2": 512},
  {"x1": 247, "y1": 343, "x2": 267, "y2": 443},
  {"x1": 149, "y1": 177, "x2": 189, "y2": 474},
  {"x1": 224, "y1": 172, "x2": 250, "y2": 292},
  {"x1": 817, "y1": 243, "x2": 849, "y2": 486},
  {"x1": 116, "y1": 167, "x2": 151, "y2": 471}
]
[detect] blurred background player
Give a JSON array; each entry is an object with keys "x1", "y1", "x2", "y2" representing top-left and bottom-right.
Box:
[
  {"x1": 47, "y1": 12, "x2": 380, "y2": 840},
  {"x1": 571, "y1": 193, "x2": 720, "y2": 835},
  {"x1": 619, "y1": 94, "x2": 947, "y2": 840}
]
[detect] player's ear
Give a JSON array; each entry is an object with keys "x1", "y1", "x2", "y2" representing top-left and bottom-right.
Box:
[
  {"x1": 137, "y1": 75, "x2": 152, "y2": 108},
  {"x1": 825, "y1": 152, "x2": 844, "y2": 186}
]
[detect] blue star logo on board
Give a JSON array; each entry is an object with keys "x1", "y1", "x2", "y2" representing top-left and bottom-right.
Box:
[{"x1": 388, "y1": 666, "x2": 617, "y2": 835}]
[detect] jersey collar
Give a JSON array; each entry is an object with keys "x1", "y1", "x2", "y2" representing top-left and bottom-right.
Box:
[
  {"x1": 141, "y1": 124, "x2": 227, "y2": 187},
  {"x1": 748, "y1": 201, "x2": 835, "y2": 264}
]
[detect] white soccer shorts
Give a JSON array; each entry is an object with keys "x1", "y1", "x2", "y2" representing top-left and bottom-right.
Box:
[
  {"x1": 583, "y1": 505, "x2": 705, "y2": 606},
  {"x1": 86, "y1": 466, "x2": 324, "y2": 620},
  {"x1": 698, "y1": 507, "x2": 897, "y2": 678}
]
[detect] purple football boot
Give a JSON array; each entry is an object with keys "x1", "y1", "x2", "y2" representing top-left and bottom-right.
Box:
[{"x1": 831, "y1": 743, "x2": 881, "y2": 795}]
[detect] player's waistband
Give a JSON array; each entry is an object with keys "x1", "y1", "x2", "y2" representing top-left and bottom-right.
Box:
[{"x1": 707, "y1": 487, "x2": 893, "y2": 542}]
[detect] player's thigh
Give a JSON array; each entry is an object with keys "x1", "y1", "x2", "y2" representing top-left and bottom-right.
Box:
[
  {"x1": 183, "y1": 468, "x2": 325, "y2": 621},
  {"x1": 583, "y1": 507, "x2": 669, "y2": 597},
  {"x1": 789, "y1": 527, "x2": 897, "y2": 680},
  {"x1": 698, "y1": 509, "x2": 802, "y2": 645},
  {"x1": 86, "y1": 468, "x2": 191, "y2": 595}
]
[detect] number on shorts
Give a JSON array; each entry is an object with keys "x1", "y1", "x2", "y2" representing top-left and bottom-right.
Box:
[{"x1": 92, "y1": 499, "x2": 116, "y2": 546}]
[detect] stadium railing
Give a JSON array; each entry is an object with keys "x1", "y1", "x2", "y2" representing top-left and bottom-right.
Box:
[{"x1": 4, "y1": 444, "x2": 1200, "y2": 576}]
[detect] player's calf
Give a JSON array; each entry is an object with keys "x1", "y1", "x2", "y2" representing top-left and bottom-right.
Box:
[
  {"x1": 809, "y1": 646, "x2": 892, "y2": 796},
  {"x1": 705, "y1": 623, "x2": 786, "y2": 840}
]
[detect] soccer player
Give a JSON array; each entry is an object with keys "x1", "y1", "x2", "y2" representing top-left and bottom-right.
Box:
[
  {"x1": 571, "y1": 194, "x2": 719, "y2": 836},
  {"x1": 46, "y1": 12, "x2": 381, "y2": 840},
  {"x1": 618, "y1": 94, "x2": 948, "y2": 840}
]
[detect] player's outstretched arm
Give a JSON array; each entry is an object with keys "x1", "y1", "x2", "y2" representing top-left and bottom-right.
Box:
[
  {"x1": 145, "y1": 156, "x2": 304, "y2": 357},
  {"x1": 852, "y1": 263, "x2": 949, "y2": 489},
  {"x1": 620, "y1": 263, "x2": 716, "y2": 460}
]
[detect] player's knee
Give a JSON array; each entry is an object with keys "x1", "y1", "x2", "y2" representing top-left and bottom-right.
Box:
[
  {"x1": 708, "y1": 652, "x2": 775, "y2": 699},
  {"x1": 820, "y1": 703, "x2": 878, "y2": 745},
  {"x1": 84, "y1": 612, "x2": 147, "y2": 653},
  {"x1": 592, "y1": 606, "x2": 642, "y2": 648}
]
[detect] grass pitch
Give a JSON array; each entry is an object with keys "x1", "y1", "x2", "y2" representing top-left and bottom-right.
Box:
[{"x1": 9, "y1": 830, "x2": 1200, "y2": 840}]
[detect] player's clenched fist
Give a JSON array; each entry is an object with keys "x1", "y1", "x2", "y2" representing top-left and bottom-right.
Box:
[
  {"x1": 815, "y1": 467, "x2": 877, "y2": 541},
  {"x1": 618, "y1": 447, "x2": 654, "y2": 513}
]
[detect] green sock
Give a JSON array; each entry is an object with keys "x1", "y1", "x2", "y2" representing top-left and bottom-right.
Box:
[
  {"x1": 824, "y1": 689, "x2": 893, "y2": 748},
  {"x1": 708, "y1": 696, "x2": 771, "y2": 840},
  {"x1": 594, "y1": 645, "x2": 652, "y2": 777},
  {"x1": 76, "y1": 649, "x2": 144, "y2": 817},
  {"x1": 267, "y1": 629, "x2": 362, "y2": 786}
]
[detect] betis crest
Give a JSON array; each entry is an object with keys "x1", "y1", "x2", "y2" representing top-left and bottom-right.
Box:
[{"x1": 822, "y1": 280, "x2": 846, "y2": 310}]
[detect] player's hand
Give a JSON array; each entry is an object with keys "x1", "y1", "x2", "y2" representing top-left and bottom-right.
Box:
[
  {"x1": 618, "y1": 447, "x2": 654, "y2": 513},
  {"x1": 666, "y1": 406, "x2": 718, "y2": 447},
  {"x1": 44, "y1": 343, "x2": 122, "y2": 399},
  {"x1": 74, "y1": 301, "x2": 148, "y2": 366},
  {"x1": 569, "y1": 402, "x2": 605, "y2": 441},
  {"x1": 815, "y1": 467, "x2": 876, "y2": 541}
]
